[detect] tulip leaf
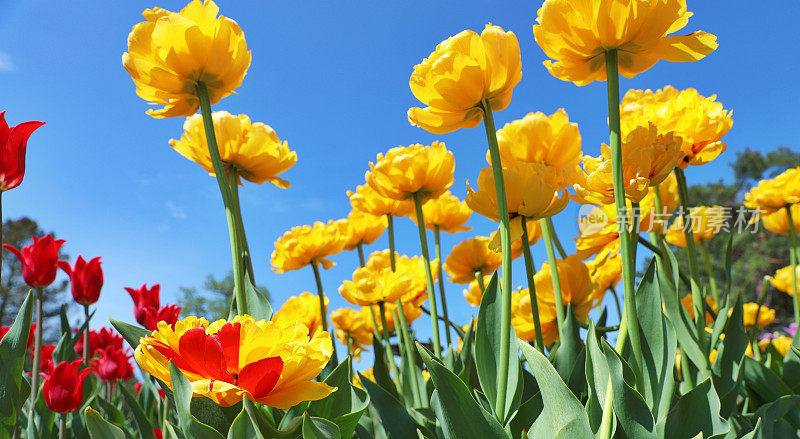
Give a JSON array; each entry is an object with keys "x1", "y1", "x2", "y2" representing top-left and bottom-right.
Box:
[
  {"x1": 743, "y1": 356, "x2": 794, "y2": 402},
  {"x1": 656, "y1": 377, "x2": 730, "y2": 439},
  {"x1": 416, "y1": 342, "x2": 507, "y2": 438},
  {"x1": 96, "y1": 395, "x2": 127, "y2": 428},
  {"x1": 84, "y1": 407, "x2": 127, "y2": 439},
  {"x1": 228, "y1": 407, "x2": 259, "y2": 439},
  {"x1": 109, "y1": 318, "x2": 151, "y2": 350},
  {"x1": 370, "y1": 332, "x2": 399, "y2": 399},
  {"x1": 243, "y1": 397, "x2": 302, "y2": 439},
  {"x1": 244, "y1": 274, "x2": 272, "y2": 322},
  {"x1": 168, "y1": 361, "x2": 225, "y2": 439},
  {"x1": 302, "y1": 413, "x2": 341, "y2": 439},
  {"x1": 475, "y1": 272, "x2": 522, "y2": 424},
  {"x1": 584, "y1": 324, "x2": 611, "y2": 434},
  {"x1": 54, "y1": 308, "x2": 94, "y2": 364},
  {"x1": 0, "y1": 290, "x2": 34, "y2": 437},
  {"x1": 309, "y1": 357, "x2": 370, "y2": 438},
  {"x1": 119, "y1": 383, "x2": 156, "y2": 439},
  {"x1": 601, "y1": 338, "x2": 656, "y2": 438},
  {"x1": 358, "y1": 372, "x2": 419, "y2": 439},
  {"x1": 517, "y1": 339, "x2": 593, "y2": 439},
  {"x1": 457, "y1": 318, "x2": 475, "y2": 384},
  {"x1": 552, "y1": 305, "x2": 586, "y2": 397},
  {"x1": 751, "y1": 395, "x2": 800, "y2": 435},
  {"x1": 780, "y1": 334, "x2": 800, "y2": 390},
  {"x1": 711, "y1": 294, "x2": 747, "y2": 418}
]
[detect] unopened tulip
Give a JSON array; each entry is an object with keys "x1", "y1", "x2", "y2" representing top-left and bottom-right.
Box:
[
  {"x1": 41, "y1": 359, "x2": 93, "y2": 413},
  {"x1": 0, "y1": 111, "x2": 45, "y2": 191},
  {"x1": 144, "y1": 304, "x2": 182, "y2": 331},
  {"x1": 3, "y1": 235, "x2": 65, "y2": 288},
  {"x1": 59, "y1": 256, "x2": 103, "y2": 305},
  {"x1": 125, "y1": 283, "x2": 161, "y2": 326}
]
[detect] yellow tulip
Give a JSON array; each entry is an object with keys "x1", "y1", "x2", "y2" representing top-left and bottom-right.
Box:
[
  {"x1": 761, "y1": 204, "x2": 800, "y2": 236},
  {"x1": 272, "y1": 292, "x2": 327, "y2": 338},
  {"x1": 366, "y1": 142, "x2": 455, "y2": 202},
  {"x1": 169, "y1": 111, "x2": 297, "y2": 187},
  {"x1": 532, "y1": 0, "x2": 717, "y2": 86},
  {"x1": 740, "y1": 303, "x2": 775, "y2": 329},
  {"x1": 330, "y1": 308, "x2": 372, "y2": 361},
  {"x1": 463, "y1": 275, "x2": 491, "y2": 307},
  {"x1": 744, "y1": 167, "x2": 800, "y2": 214},
  {"x1": 408, "y1": 24, "x2": 522, "y2": 134},
  {"x1": 408, "y1": 191, "x2": 472, "y2": 233},
  {"x1": 339, "y1": 258, "x2": 413, "y2": 306},
  {"x1": 570, "y1": 124, "x2": 683, "y2": 204},
  {"x1": 336, "y1": 210, "x2": 387, "y2": 251},
  {"x1": 271, "y1": 221, "x2": 345, "y2": 273},
  {"x1": 443, "y1": 236, "x2": 502, "y2": 284},
  {"x1": 135, "y1": 316, "x2": 334, "y2": 408},
  {"x1": 586, "y1": 248, "x2": 622, "y2": 295},
  {"x1": 493, "y1": 109, "x2": 582, "y2": 186},
  {"x1": 122, "y1": 0, "x2": 251, "y2": 118},
  {"x1": 348, "y1": 183, "x2": 414, "y2": 217},
  {"x1": 770, "y1": 265, "x2": 800, "y2": 296},
  {"x1": 680, "y1": 294, "x2": 716, "y2": 325},
  {"x1": 758, "y1": 335, "x2": 793, "y2": 356},
  {"x1": 511, "y1": 289, "x2": 559, "y2": 345},
  {"x1": 621, "y1": 86, "x2": 732, "y2": 168},
  {"x1": 664, "y1": 205, "x2": 725, "y2": 247},
  {"x1": 491, "y1": 225, "x2": 544, "y2": 260},
  {"x1": 467, "y1": 162, "x2": 569, "y2": 248},
  {"x1": 357, "y1": 250, "x2": 435, "y2": 306}
]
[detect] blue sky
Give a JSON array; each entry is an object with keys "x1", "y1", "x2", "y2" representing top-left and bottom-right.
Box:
[{"x1": 1, "y1": 1, "x2": 798, "y2": 366}]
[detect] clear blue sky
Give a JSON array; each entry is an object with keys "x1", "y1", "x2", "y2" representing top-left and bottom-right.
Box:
[{"x1": 1, "y1": 1, "x2": 798, "y2": 365}]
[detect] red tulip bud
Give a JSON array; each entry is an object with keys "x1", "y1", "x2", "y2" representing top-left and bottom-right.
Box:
[
  {"x1": 41, "y1": 359, "x2": 92, "y2": 413},
  {"x1": 125, "y1": 283, "x2": 160, "y2": 326},
  {"x1": 3, "y1": 235, "x2": 66, "y2": 288},
  {"x1": 144, "y1": 304, "x2": 182, "y2": 331},
  {"x1": 59, "y1": 256, "x2": 103, "y2": 305},
  {"x1": 0, "y1": 111, "x2": 45, "y2": 192}
]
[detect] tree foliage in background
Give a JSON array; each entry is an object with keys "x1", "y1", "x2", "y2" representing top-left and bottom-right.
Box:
[
  {"x1": 1, "y1": 217, "x2": 72, "y2": 338},
  {"x1": 674, "y1": 146, "x2": 800, "y2": 324},
  {"x1": 178, "y1": 270, "x2": 270, "y2": 321}
]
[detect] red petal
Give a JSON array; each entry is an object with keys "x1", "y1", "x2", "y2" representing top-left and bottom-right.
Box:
[{"x1": 236, "y1": 356, "x2": 283, "y2": 398}]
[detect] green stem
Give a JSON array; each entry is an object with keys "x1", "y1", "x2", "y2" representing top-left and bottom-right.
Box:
[
  {"x1": 59, "y1": 414, "x2": 67, "y2": 439},
  {"x1": 378, "y1": 301, "x2": 402, "y2": 392},
  {"x1": 387, "y1": 214, "x2": 397, "y2": 272},
  {"x1": 30, "y1": 288, "x2": 43, "y2": 413},
  {"x1": 547, "y1": 219, "x2": 568, "y2": 259},
  {"x1": 652, "y1": 185, "x2": 674, "y2": 277},
  {"x1": 434, "y1": 226, "x2": 453, "y2": 348},
  {"x1": 750, "y1": 277, "x2": 769, "y2": 362},
  {"x1": 541, "y1": 217, "x2": 566, "y2": 337},
  {"x1": 785, "y1": 205, "x2": 800, "y2": 326},
  {"x1": 356, "y1": 242, "x2": 366, "y2": 267},
  {"x1": 412, "y1": 192, "x2": 442, "y2": 357},
  {"x1": 609, "y1": 285, "x2": 622, "y2": 325},
  {"x1": 479, "y1": 99, "x2": 514, "y2": 420},
  {"x1": 605, "y1": 49, "x2": 644, "y2": 386},
  {"x1": 521, "y1": 218, "x2": 544, "y2": 352},
  {"x1": 196, "y1": 82, "x2": 247, "y2": 315},
  {"x1": 699, "y1": 241, "x2": 720, "y2": 305},
  {"x1": 83, "y1": 304, "x2": 90, "y2": 364},
  {"x1": 476, "y1": 268, "x2": 486, "y2": 292},
  {"x1": 674, "y1": 167, "x2": 711, "y2": 367},
  {"x1": 311, "y1": 261, "x2": 338, "y2": 365},
  {"x1": 228, "y1": 168, "x2": 255, "y2": 285},
  {"x1": 394, "y1": 302, "x2": 424, "y2": 407},
  {"x1": 598, "y1": 379, "x2": 615, "y2": 439}
]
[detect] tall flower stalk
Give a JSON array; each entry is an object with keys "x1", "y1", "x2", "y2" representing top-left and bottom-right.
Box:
[
  {"x1": 786, "y1": 205, "x2": 800, "y2": 325},
  {"x1": 412, "y1": 192, "x2": 442, "y2": 357},
  {"x1": 30, "y1": 288, "x2": 44, "y2": 412},
  {"x1": 433, "y1": 225, "x2": 453, "y2": 348},
  {"x1": 520, "y1": 218, "x2": 544, "y2": 351},
  {"x1": 541, "y1": 217, "x2": 566, "y2": 340},
  {"x1": 311, "y1": 261, "x2": 338, "y2": 365}
]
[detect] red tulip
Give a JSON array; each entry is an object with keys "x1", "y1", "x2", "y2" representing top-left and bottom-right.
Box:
[
  {"x1": 125, "y1": 283, "x2": 160, "y2": 326},
  {"x1": 32, "y1": 343, "x2": 57, "y2": 374},
  {"x1": 58, "y1": 256, "x2": 103, "y2": 305},
  {"x1": 144, "y1": 304, "x2": 182, "y2": 331},
  {"x1": 154, "y1": 429, "x2": 163, "y2": 439},
  {"x1": 3, "y1": 235, "x2": 66, "y2": 288},
  {"x1": 40, "y1": 359, "x2": 92, "y2": 413},
  {"x1": 92, "y1": 347, "x2": 133, "y2": 382},
  {"x1": 74, "y1": 327, "x2": 123, "y2": 358},
  {"x1": 0, "y1": 111, "x2": 45, "y2": 192}
]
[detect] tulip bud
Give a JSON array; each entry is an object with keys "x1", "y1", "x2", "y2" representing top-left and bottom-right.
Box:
[
  {"x1": 3, "y1": 235, "x2": 66, "y2": 288},
  {"x1": 144, "y1": 304, "x2": 182, "y2": 331},
  {"x1": 0, "y1": 111, "x2": 45, "y2": 192},
  {"x1": 59, "y1": 256, "x2": 103, "y2": 306},
  {"x1": 41, "y1": 359, "x2": 92, "y2": 413},
  {"x1": 125, "y1": 283, "x2": 161, "y2": 326}
]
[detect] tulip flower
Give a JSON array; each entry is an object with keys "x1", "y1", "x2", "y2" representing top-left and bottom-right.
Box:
[
  {"x1": 665, "y1": 206, "x2": 725, "y2": 247},
  {"x1": 443, "y1": 236, "x2": 502, "y2": 284},
  {"x1": 92, "y1": 347, "x2": 134, "y2": 383},
  {"x1": 135, "y1": 316, "x2": 335, "y2": 408},
  {"x1": 361, "y1": 301, "x2": 423, "y2": 334},
  {"x1": 75, "y1": 327, "x2": 124, "y2": 358},
  {"x1": 770, "y1": 265, "x2": 800, "y2": 296},
  {"x1": 3, "y1": 235, "x2": 66, "y2": 289},
  {"x1": 30, "y1": 343, "x2": 57, "y2": 375},
  {"x1": 330, "y1": 308, "x2": 372, "y2": 361},
  {"x1": 759, "y1": 335, "x2": 793, "y2": 356},
  {"x1": 407, "y1": 24, "x2": 522, "y2": 134},
  {"x1": 273, "y1": 292, "x2": 327, "y2": 337},
  {"x1": 144, "y1": 304, "x2": 183, "y2": 331},
  {"x1": 169, "y1": 111, "x2": 297, "y2": 188},
  {"x1": 348, "y1": 183, "x2": 414, "y2": 218},
  {"x1": 741, "y1": 303, "x2": 775, "y2": 329},
  {"x1": 408, "y1": 191, "x2": 472, "y2": 234},
  {"x1": 271, "y1": 221, "x2": 346, "y2": 273},
  {"x1": 744, "y1": 167, "x2": 800, "y2": 214},
  {"x1": 761, "y1": 204, "x2": 800, "y2": 236},
  {"x1": 621, "y1": 86, "x2": 733, "y2": 168},
  {"x1": 463, "y1": 275, "x2": 491, "y2": 307},
  {"x1": 336, "y1": 210, "x2": 387, "y2": 256},
  {"x1": 365, "y1": 142, "x2": 454, "y2": 203},
  {"x1": 0, "y1": 111, "x2": 45, "y2": 192},
  {"x1": 58, "y1": 256, "x2": 103, "y2": 305},
  {"x1": 532, "y1": 0, "x2": 718, "y2": 86},
  {"x1": 125, "y1": 283, "x2": 161, "y2": 327},
  {"x1": 122, "y1": 0, "x2": 251, "y2": 118},
  {"x1": 680, "y1": 295, "x2": 716, "y2": 326},
  {"x1": 41, "y1": 359, "x2": 93, "y2": 413},
  {"x1": 339, "y1": 259, "x2": 413, "y2": 306}
]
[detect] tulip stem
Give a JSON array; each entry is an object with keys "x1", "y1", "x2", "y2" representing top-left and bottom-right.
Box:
[
  {"x1": 521, "y1": 218, "x2": 544, "y2": 352},
  {"x1": 750, "y1": 277, "x2": 770, "y2": 362},
  {"x1": 785, "y1": 205, "x2": 800, "y2": 326},
  {"x1": 652, "y1": 185, "x2": 674, "y2": 277},
  {"x1": 541, "y1": 218, "x2": 566, "y2": 339},
  {"x1": 674, "y1": 167, "x2": 711, "y2": 366},
  {"x1": 30, "y1": 288, "x2": 43, "y2": 413},
  {"x1": 434, "y1": 226, "x2": 453, "y2": 348},
  {"x1": 605, "y1": 49, "x2": 644, "y2": 388},
  {"x1": 547, "y1": 219, "x2": 568, "y2": 259},
  {"x1": 196, "y1": 82, "x2": 247, "y2": 316},
  {"x1": 479, "y1": 98, "x2": 513, "y2": 420},
  {"x1": 59, "y1": 414, "x2": 66, "y2": 439},
  {"x1": 476, "y1": 268, "x2": 486, "y2": 293},
  {"x1": 83, "y1": 304, "x2": 90, "y2": 364},
  {"x1": 356, "y1": 243, "x2": 366, "y2": 267},
  {"x1": 377, "y1": 301, "x2": 402, "y2": 392},
  {"x1": 311, "y1": 261, "x2": 338, "y2": 366},
  {"x1": 699, "y1": 241, "x2": 720, "y2": 305},
  {"x1": 387, "y1": 214, "x2": 397, "y2": 271},
  {"x1": 395, "y1": 298, "x2": 424, "y2": 407},
  {"x1": 228, "y1": 167, "x2": 255, "y2": 285},
  {"x1": 412, "y1": 191, "x2": 442, "y2": 358}
]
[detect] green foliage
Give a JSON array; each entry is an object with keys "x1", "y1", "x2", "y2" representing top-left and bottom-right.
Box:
[{"x1": 0, "y1": 291, "x2": 33, "y2": 437}]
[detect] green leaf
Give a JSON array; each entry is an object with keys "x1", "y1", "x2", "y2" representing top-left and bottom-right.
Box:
[
  {"x1": 244, "y1": 273, "x2": 272, "y2": 321},
  {"x1": 0, "y1": 290, "x2": 34, "y2": 437},
  {"x1": 656, "y1": 378, "x2": 730, "y2": 439},
  {"x1": 359, "y1": 373, "x2": 419, "y2": 439},
  {"x1": 228, "y1": 407, "x2": 258, "y2": 439},
  {"x1": 84, "y1": 407, "x2": 127, "y2": 439},
  {"x1": 119, "y1": 383, "x2": 156, "y2": 439},
  {"x1": 370, "y1": 333, "x2": 399, "y2": 399},
  {"x1": 552, "y1": 305, "x2": 585, "y2": 397},
  {"x1": 743, "y1": 356, "x2": 794, "y2": 403},
  {"x1": 601, "y1": 339, "x2": 656, "y2": 438},
  {"x1": 780, "y1": 334, "x2": 800, "y2": 390},
  {"x1": 309, "y1": 358, "x2": 370, "y2": 438},
  {"x1": 54, "y1": 309, "x2": 94, "y2": 364},
  {"x1": 416, "y1": 343, "x2": 507, "y2": 438},
  {"x1": 584, "y1": 324, "x2": 610, "y2": 433},
  {"x1": 96, "y1": 395, "x2": 127, "y2": 428},
  {"x1": 168, "y1": 361, "x2": 225, "y2": 439},
  {"x1": 517, "y1": 339, "x2": 592, "y2": 439},
  {"x1": 475, "y1": 272, "x2": 521, "y2": 424},
  {"x1": 302, "y1": 413, "x2": 341, "y2": 439},
  {"x1": 711, "y1": 294, "x2": 747, "y2": 418},
  {"x1": 457, "y1": 318, "x2": 475, "y2": 384},
  {"x1": 109, "y1": 318, "x2": 151, "y2": 350},
  {"x1": 752, "y1": 395, "x2": 800, "y2": 435}
]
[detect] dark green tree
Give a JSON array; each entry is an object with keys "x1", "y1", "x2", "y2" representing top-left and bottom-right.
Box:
[
  {"x1": 1, "y1": 217, "x2": 72, "y2": 340},
  {"x1": 178, "y1": 270, "x2": 270, "y2": 321}
]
